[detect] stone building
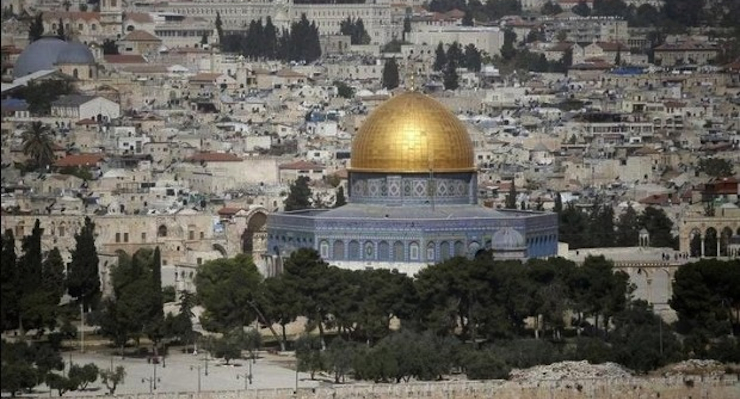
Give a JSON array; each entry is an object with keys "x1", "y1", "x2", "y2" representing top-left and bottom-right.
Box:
[{"x1": 266, "y1": 91, "x2": 558, "y2": 275}]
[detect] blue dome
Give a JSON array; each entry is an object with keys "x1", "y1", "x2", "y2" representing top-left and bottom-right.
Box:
[
  {"x1": 56, "y1": 42, "x2": 95, "y2": 65},
  {"x1": 491, "y1": 227, "x2": 526, "y2": 249},
  {"x1": 13, "y1": 37, "x2": 67, "y2": 78},
  {"x1": 13, "y1": 38, "x2": 95, "y2": 78}
]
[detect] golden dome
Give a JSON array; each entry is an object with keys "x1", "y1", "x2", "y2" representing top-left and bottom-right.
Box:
[{"x1": 349, "y1": 91, "x2": 474, "y2": 173}]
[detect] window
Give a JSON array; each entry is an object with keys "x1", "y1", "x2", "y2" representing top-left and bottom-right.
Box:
[
  {"x1": 364, "y1": 242, "x2": 374, "y2": 259},
  {"x1": 158, "y1": 225, "x2": 167, "y2": 237},
  {"x1": 320, "y1": 240, "x2": 329, "y2": 258},
  {"x1": 200, "y1": 231, "x2": 204, "y2": 240},
  {"x1": 141, "y1": 232, "x2": 146, "y2": 241},
  {"x1": 189, "y1": 230, "x2": 195, "y2": 240},
  {"x1": 115, "y1": 232, "x2": 121, "y2": 243},
  {"x1": 426, "y1": 242, "x2": 435, "y2": 261},
  {"x1": 197, "y1": 258, "x2": 202, "y2": 265},
  {"x1": 348, "y1": 240, "x2": 360, "y2": 260},
  {"x1": 378, "y1": 241, "x2": 389, "y2": 260},
  {"x1": 124, "y1": 233, "x2": 129, "y2": 243},
  {"x1": 333, "y1": 240, "x2": 344, "y2": 259},
  {"x1": 393, "y1": 241, "x2": 404, "y2": 261},
  {"x1": 59, "y1": 224, "x2": 65, "y2": 237},
  {"x1": 409, "y1": 242, "x2": 419, "y2": 260}
]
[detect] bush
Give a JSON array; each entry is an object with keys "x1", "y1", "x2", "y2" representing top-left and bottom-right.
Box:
[{"x1": 464, "y1": 349, "x2": 511, "y2": 380}]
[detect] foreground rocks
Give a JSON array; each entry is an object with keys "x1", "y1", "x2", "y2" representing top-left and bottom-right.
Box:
[{"x1": 510, "y1": 360, "x2": 633, "y2": 381}]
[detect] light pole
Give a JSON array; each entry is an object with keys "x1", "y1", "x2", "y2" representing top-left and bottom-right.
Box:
[
  {"x1": 142, "y1": 360, "x2": 160, "y2": 393},
  {"x1": 190, "y1": 365, "x2": 206, "y2": 392},
  {"x1": 202, "y1": 353, "x2": 209, "y2": 376},
  {"x1": 236, "y1": 363, "x2": 252, "y2": 390}
]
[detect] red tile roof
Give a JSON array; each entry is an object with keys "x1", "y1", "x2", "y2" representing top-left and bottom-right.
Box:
[
  {"x1": 279, "y1": 160, "x2": 325, "y2": 170},
  {"x1": 217, "y1": 207, "x2": 243, "y2": 215},
  {"x1": 186, "y1": 152, "x2": 242, "y2": 162},
  {"x1": 122, "y1": 30, "x2": 161, "y2": 42},
  {"x1": 125, "y1": 12, "x2": 154, "y2": 23},
  {"x1": 103, "y1": 54, "x2": 147, "y2": 64},
  {"x1": 54, "y1": 153, "x2": 105, "y2": 168}
]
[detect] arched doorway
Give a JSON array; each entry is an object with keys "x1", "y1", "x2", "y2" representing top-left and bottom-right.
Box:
[
  {"x1": 689, "y1": 228, "x2": 702, "y2": 257},
  {"x1": 704, "y1": 227, "x2": 718, "y2": 257},
  {"x1": 242, "y1": 212, "x2": 267, "y2": 253},
  {"x1": 720, "y1": 227, "x2": 733, "y2": 257}
]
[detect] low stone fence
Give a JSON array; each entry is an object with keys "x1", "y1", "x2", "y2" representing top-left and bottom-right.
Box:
[{"x1": 70, "y1": 375, "x2": 740, "y2": 399}]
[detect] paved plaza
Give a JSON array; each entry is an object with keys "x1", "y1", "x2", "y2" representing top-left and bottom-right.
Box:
[{"x1": 33, "y1": 350, "x2": 320, "y2": 396}]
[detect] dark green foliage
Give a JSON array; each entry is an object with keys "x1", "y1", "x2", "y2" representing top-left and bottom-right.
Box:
[
  {"x1": 67, "y1": 217, "x2": 100, "y2": 312},
  {"x1": 572, "y1": 337, "x2": 614, "y2": 364},
  {"x1": 102, "y1": 39, "x2": 118, "y2": 55},
  {"x1": 588, "y1": 200, "x2": 615, "y2": 248},
  {"x1": 221, "y1": 15, "x2": 320, "y2": 63},
  {"x1": 1, "y1": 340, "x2": 63, "y2": 396},
  {"x1": 464, "y1": 349, "x2": 511, "y2": 379},
  {"x1": 1, "y1": 230, "x2": 19, "y2": 331},
  {"x1": 433, "y1": 42, "x2": 447, "y2": 72},
  {"x1": 210, "y1": 329, "x2": 247, "y2": 364},
  {"x1": 670, "y1": 259, "x2": 740, "y2": 337},
  {"x1": 194, "y1": 254, "x2": 262, "y2": 332},
  {"x1": 340, "y1": 17, "x2": 370, "y2": 45},
  {"x1": 615, "y1": 204, "x2": 639, "y2": 246},
  {"x1": 18, "y1": 219, "x2": 58, "y2": 334},
  {"x1": 541, "y1": 1, "x2": 563, "y2": 15},
  {"x1": 381, "y1": 39, "x2": 405, "y2": 53},
  {"x1": 464, "y1": 44, "x2": 482, "y2": 72},
  {"x1": 559, "y1": 203, "x2": 588, "y2": 248},
  {"x1": 445, "y1": 41, "x2": 464, "y2": 67},
  {"x1": 68, "y1": 363, "x2": 98, "y2": 390},
  {"x1": 572, "y1": 1, "x2": 591, "y2": 16},
  {"x1": 161, "y1": 285, "x2": 176, "y2": 303},
  {"x1": 325, "y1": 337, "x2": 356, "y2": 383},
  {"x1": 295, "y1": 334, "x2": 325, "y2": 379},
  {"x1": 21, "y1": 121, "x2": 55, "y2": 171},
  {"x1": 505, "y1": 180, "x2": 517, "y2": 209},
  {"x1": 638, "y1": 206, "x2": 677, "y2": 249},
  {"x1": 500, "y1": 29, "x2": 517, "y2": 60},
  {"x1": 334, "y1": 81, "x2": 354, "y2": 99},
  {"x1": 462, "y1": 9, "x2": 474, "y2": 26},
  {"x1": 98, "y1": 366, "x2": 125, "y2": 395},
  {"x1": 443, "y1": 61, "x2": 458, "y2": 90},
  {"x1": 41, "y1": 248, "x2": 66, "y2": 308},
  {"x1": 28, "y1": 13, "x2": 44, "y2": 42},
  {"x1": 334, "y1": 186, "x2": 347, "y2": 208},
  {"x1": 57, "y1": 18, "x2": 66, "y2": 40},
  {"x1": 570, "y1": 256, "x2": 632, "y2": 333},
  {"x1": 261, "y1": 276, "x2": 301, "y2": 351},
  {"x1": 381, "y1": 58, "x2": 399, "y2": 89},
  {"x1": 15, "y1": 78, "x2": 74, "y2": 116},
  {"x1": 284, "y1": 176, "x2": 312, "y2": 211},
  {"x1": 215, "y1": 12, "x2": 223, "y2": 43},
  {"x1": 610, "y1": 300, "x2": 680, "y2": 374},
  {"x1": 697, "y1": 158, "x2": 734, "y2": 177},
  {"x1": 46, "y1": 373, "x2": 78, "y2": 396}
]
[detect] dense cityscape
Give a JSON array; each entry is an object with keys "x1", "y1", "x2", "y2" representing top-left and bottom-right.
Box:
[{"x1": 1, "y1": 0, "x2": 739, "y2": 397}]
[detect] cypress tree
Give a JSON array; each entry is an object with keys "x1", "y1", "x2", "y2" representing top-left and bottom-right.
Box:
[
  {"x1": 554, "y1": 192, "x2": 563, "y2": 214},
  {"x1": 42, "y1": 247, "x2": 66, "y2": 308},
  {"x1": 264, "y1": 17, "x2": 278, "y2": 59},
  {"x1": 215, "y1": 12, "x2": 223, "y2": 43},
  {"x1": 443, "y1": 61, "x2": 459, "y2": 90},
  {"x1": 433, "y1": 42, "x2": 447, "y2": 71},
  {"x1": 505, "y1": 181, "x2": 518, "y2": 209},
  {"x1": 67, "y1": 216, "x2": 100, "y2": 313},
  {"x1": 18, "y1": 219, "x2": 43, "y2": 335},
  {"x1": 285, "y1": 176, "x2": 313, "y2": 211},
  {"x1": 334, "y1": 186, "x2": 347, "y2": 208},
  {"x1": 28, "y1": 13, "x2": 44, "y2": 42},
  {"x1": 57, "y1": 18, "x2": 66, "y2": 40},
  {"x1": 1, "y1": 230, "x2": 19, "y2": 331},
  {"x1": 382, "y1": 58, "x2": 399, "y2": 89}
]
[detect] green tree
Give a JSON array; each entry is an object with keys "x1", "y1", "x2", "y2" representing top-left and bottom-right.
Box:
[
  {"x1": 194, "y1": 254, "x2": 262, "y2": 332},
  {"x1": 67, "y1": 216, "x2": 100, "y2": 312},
  {"x1": 500, "y1": 29, "x2": 517, "y2": 60},
  {"x1": 98, "y1": 366, "x2": 125, "y2": 395},
  {"x1": 334, "y1": 81, "x2": 354, "y2": 98},
  {"x1": 260, "y1": 276, "x2": 300, "y2": 351},
  {"x1": 559, "y1": 202, "x2": 588, "y2": 248},
  {"x1": 588, "y1": 201, "x2": 615, "y2": 247},
  {"x1": 572, "y1": 0, "x2": 591, "y2": 16},
  {"x1": 541, "y1": 1, "x2": 563, "y2": 15},
  {"x1": 381, "y1": 58, "x2": 399, "y2": 89},
  {"x1": 615, "y1": 204, "x2": 639, "y2": 246},
  {"x1": 442, "y1": 61, "x2": 459, "y2": 90},
  {"x1": 433, "y1": 42, "x2": 447, "y2": 72},
  {"x1": 334, "y1": 186, "x2": 347, "y2": 208},
  {"x1": 464, "y1": 44, "x2": 482, "y2": 72},
  {"x1": 28, "y1": 13, "x2": 44, "y2": 42},
  {"x1": 144, "y1": 247, "x2": 164, "y2": 357},
  {"x1": 697, "y1": 158, "x2": 734, "y2": 177},
  {"x1": 210, "y1": 329, "x2": 243, "y2": 364},
  {"x1": 505, "y1": 181, "x2": 517, "y2": 209},
  {"x1": 670, "y1": 259, "x2": 740, "y2": 337},
  {"x1": 68, "y1": 363, "x2": 98, "y2": 390},
  {"x1": 18, "y1": 219, "x2": 54, "y2": 335},
  {"x1": 1, "y1": 230, "x2": 19, "y2": 331},
  {"x1": 57, "y1": 18, "x2": 66, "y2": 41},
  {"x1": 325, "y1": 337, "x2": 356, "y2": 383},
  {"x1": 215, "y1": 12, "x2": 223, "y2": 43},
  {"x1": 200, "y1": 32, "x2": 208, "y2": 45},
  {"x1": 295, "y1": 334, "x2": 325, "y2": 379},
  {"x1": 638, "y1": 206, "x2": 676, "y2": 249},
  {"x1": 553, "y1": 192, "x2": 563, "y2": 214},
  {"x1": 462, "y1": 9, "x2": 474, "y2": 26},
  {"x1": 22, "y1": 121, "x2": 55, "y2": 171},
  {"x1": 570, "y1": 255, "x2": 631, "y2": 333},
  {"x1": 41, "y1": 248, "x2": 66, "y2": 309},
  {"x1": 102, "y1": 39, "x2": 119, "y2": 55},
  {"x1": 46, "y1": 372, "x2": 78, "y2": 396},
  {"x1": 284, "y1": 176, "x2": 312, "y2": 211}
]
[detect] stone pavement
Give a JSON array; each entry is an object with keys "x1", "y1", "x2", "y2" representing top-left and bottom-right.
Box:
[{"x1": 33, "y1": 350, "x2": 320, "y2": 396}]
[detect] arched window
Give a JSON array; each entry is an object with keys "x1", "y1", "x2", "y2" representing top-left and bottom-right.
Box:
[
  {"x1": 409, "y1": 242, "x2": 419, "y2": 260},
  {"x1": 73, "y1": 69, "x2": 78, "y2": 78},
  {"x1": 364, "y1": 241, "x2": 374, "y2": 260},
  {"x1": 393, "y1": 241, "x2": 404, "y2": 261},
  {"x1": 348, "y1": 240, "x2": 360, "y2": 260},
  {"x1": 426, "y1": 242, "x2": 435, "y2": 261},
  {"x1": 158, "y1": 224, "x2": 167, "y2": 237},
  {"x1": 319, "y1": 240, "x2": 329, "y2": 259},
  {"x1": 378, "y1": 241, "x2": 390, "y2": 260},
  {"x1": 440, "y1": 241, "x2": 450, "y2": 260},
  {"x1": 333, "y1": 240, "x2": 344, "y2": 260},
  {"x1": 89, "y1": 69, "x2": 93, "y2": 79},
  {"x1": 454, "y1": 241, "x2": 465, "y2": 257},
  {"x1": 58, "y1": 222, "x2": 66, "y2": 237}
]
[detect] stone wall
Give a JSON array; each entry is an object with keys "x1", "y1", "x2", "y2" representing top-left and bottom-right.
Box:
[{"x1": 72, "y1": 376, "x2": 739, "y2": 399}]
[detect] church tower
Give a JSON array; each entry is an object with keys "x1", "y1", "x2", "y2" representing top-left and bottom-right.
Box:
[{"x1": 100, "y1": 0, "x2": 124, "y2": 38}]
